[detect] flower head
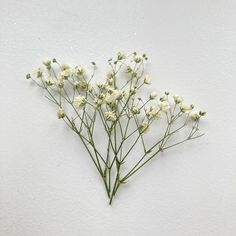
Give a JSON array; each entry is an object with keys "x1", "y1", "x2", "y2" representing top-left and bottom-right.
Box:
[
  {"x1": 173, "y1": 95, "x2": 183, "y2": 104},
  {"x1": 57, "y1": 108, "x2": 65, "y2": 119},
  {"x1": 159, "y1": 101, "x2": 170, "y2": 112},
  {"x1": 147, "y1": 106, "x2": 162, "y2": 120},
  {"x1": 149, "y1": 91, "x2": 158, "y2": 100},
  {"x1": 44, "y1": 77, "x2": 54, "y2": 86},
  {"x1": 60, "y1": 69, "x2": 71, "y2": 80},
  {"x1": 35, "y1": 68, "x2": 43, "y2": 78},
  {"x1": 180, "y1": 104, "x2": 194, "y2": 113},
  {"x1": 139, "y1": 122, "x2": 149, "y2": 133},
  {"x1": 74, "y1": 66, "x2": 84, "y2": 77},
  {"x1": 131, "y1": 106, "x2": 140, "y2": 115},
  {"x1": 105, "y1": 89, "x2": 122, "y2": 104},
  {"x1": 144, "y1": 75, "x2": 151, "y2": 84},
  {"x1": 73, "y1": 96, "x2": 87, "y2": 108},
  {"x1": 105, "y1": 111, "x2": 117, "y2": 122}
]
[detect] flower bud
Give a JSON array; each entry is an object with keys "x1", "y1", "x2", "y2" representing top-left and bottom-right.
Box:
[
  {"x1": 149, "y1": 91, "x2": 158, "y2": 100},
  {"x1": 57, "y1": 108, "x2": 65, "y2": 119}
]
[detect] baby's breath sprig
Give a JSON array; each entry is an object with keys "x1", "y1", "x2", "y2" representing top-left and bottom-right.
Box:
[{"x1": 26, "y1": 52, "x2": 206, "y2": 205}]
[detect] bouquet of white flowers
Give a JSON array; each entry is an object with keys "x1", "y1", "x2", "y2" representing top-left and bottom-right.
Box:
[{"x1": 26, "y1": 52, "x2": 206, "y2": 205}]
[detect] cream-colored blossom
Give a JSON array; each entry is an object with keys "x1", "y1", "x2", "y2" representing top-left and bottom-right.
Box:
[
  {"x1": 56, "y1": 79, "x2": 64, "y2": 88},
  {"x1": 105, "y1": 111, "x2": 117, "y2": 122},
  {"x1": 44, "y1": 77, "x2": 54, "y2": 86},
  {"x1": 133, "y1": 55, "x2": 142, "y2": 63},
  {"x1": 60, "y1": 69, "x2": 71, "y2": 79},
  {"x1": 139, "y1": 122, "x2": 149, "y2": 133},
  {"x1": 131, "y1": 106, "x2": 140, "y2": 115},
  {"x1": 144, "y1": 75, "x2": 151, "y2": 84},
  {"x1": 180, "y1": 104, "x2": 194, "y2": 113},
  {"x1": 73, "y1": 96, "x2": 87, "y2": 108},
  {"x1": 60, "y1": 64, "x2": 70, "y2": 71},
  {"x1": 74, "y1": 66, "x2": 84, "y2": 76},
  {"x1": 160, "y1": 95, "x2": 167, "y2": 101},
  {"x1": 105, "y1": 90, "x2": 122, "y2": 104},
  {"x1": 43, "y1": 59, "x2": 51, "y2": 67},
  {"x1": 149, "y1": 91, "x2": 158, "y2": 100},
  {"x1": 191, "y1": 113, "x2": 201, "y2": 121},
  {"x1": 57, "y1": 108, "x2": 65, "y2": 119},
  {"x1": 147, "y1": 106, "x2": 162, "y2": 119},
  {"x1": 35, "y1": 68, "x2": 43, "y2": 78},
  {"x1": 173, "y1": 95, "x2": 183, "y2": 104},
  {"x1": 159, "y1": 101, "x2": 170, "y2": 112}
]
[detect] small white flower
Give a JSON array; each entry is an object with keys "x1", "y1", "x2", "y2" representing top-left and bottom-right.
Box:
[
  {"x1": 60, "y1": 69, "x2": 71, "y2": 79},
  {"x1": 180, "y1": 104, "x2": 194, "y2": 113},
  {"x1": 35, "y1": 68, "x2": 43, "y2": 78},
  {"x1": 57, "y1": 108, "x2": 65, "y2": 119},
  {"x1": 159, "y1": 101, "x2": 170, "y2": 112},
  {"x1": 43, "y1": 59, "x2": 51, "y2": 67},
  {"x1": 94, "y1": 98, "x2": 103, "y2": 107},
  {"x1": 144, "y1": 75, "x2": 151, "y2": 84},
  {"x1": 107, "y1": 78, "x2": 114, "y2": 85},
  {"x1": 105, "y1": 89, "x2": 122, "y2": 104},
  {"x1": 44, "y1": 77, "x2": 54, "y2": 86},
  {"x1": 139, "y1": 122, "x2": 149, "y2": 133},
  {"x1": 147, "y1": 106, "x2": 162, "y2": 119},
  {"x1": 191, "y1": 113, "x2": 201, "y2": 121},
  {"x1": 97, "y1": 82, "x2": 106, "y2": 89},
  {"x1": 173, "y1": 95, "x2": 183, "y2": 104},
  {"x1": 149, "y1": 91, "x2": 158, "y2": 100},
  {"x1": 117, "y1": 52, "x2": 126, "y2": 60},
  {"x1": 131, "y1": 106, "x2": 140, "y2": 115},
  {"x1": 60, "y1": 64, "x2": 70, "y2": 71},
  {"x1": 159, "y1": 95, "x2": 167, "y2": 101},
  {"x1": 105, "y1": 111, "x2": 117, "y2": 122},
  {"x1": 133, "y1": 55, "x2": 142, "y2": 63},
  {"x1": 56, "y1": 79, "x2": 64, "y2": 88},
  {"x1": 74, "y1": 66, "x2": 84, "y2": 76},
  {"x1": 73, "y1": 96, "x2": 87, "y2": 108}
]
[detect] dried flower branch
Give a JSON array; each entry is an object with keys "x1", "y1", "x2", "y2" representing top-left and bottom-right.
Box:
[{"x1": 26, "y1": 52, "x2": 206, "y2": 205}]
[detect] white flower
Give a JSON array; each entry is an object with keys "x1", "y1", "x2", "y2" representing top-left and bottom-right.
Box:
[
  {"x1": 131, "y1": 106, "x2": 140, "y2": 115},
  {"x1": 44, "y1": 77, "x2": 54, "y2": 86},
  {"x1": 60, "y1": 69, "x2": 71, "y2": 79},
  {"x1": 159, "y1": 95, "x2": 167, "y2": 101},
  {"x1": 147, "y1": 106, "x2": 162, "y2": 119},
  {"x1": 117, "y1": 52, "x2": 126, "y2": 60},
  {"x1": 191, "y1": 113, "x2": 201, "y2": 121},
  {"x1": 133, "y1": 55, "x2": 142, "y2": 63},
  {"x1": 159, "y1": 101, "x2": 170, "y2": 112},
  {"x1": 173, "y1": 95, "x2": 183, "y2": 104},
  {"x1": 139, "y1": 122, "x2": 149, "y2": 133},
  {"x1": 73, "y1": 96, "x2": 87, "y2": 108},
  {"x1": 97, "y1": 82, "x2": 106, "y2": 89},
  {"x1": 105, "y1": 89, "x2": 122, "y2": 104},
  {"x1": 56, "y1": 79, "x2": 64, "y2": 88},
  {"x1": 74, "y1": 66, "x2": 84, "y2": 76},
  {"x1": 122, "y1": 89, "x2": 130, "y2": 99},
  {"x1": 43, "y1": 59, "x2": 51, "y2": 67},
  {"x1": 94, "y1": 98, "x2": 103, "y2": 107},
  {"x1": 105, "y1": 111, "x2": 117, "y2": 122},
  {"x1": 180, "y1": 104, "x2": 194, "y2": 113},
  {"x1": 144, "y1": 75, "x2": 151, "y2": 84},
  {"x1": 35, "y1": 68, "x2": 43, "y2": 78},
  {"x1": 57, "y1": 108, "x2": 65, "y2": 119},
  {"x1": 60, "y1": 64, "x2": 70, "y2": 71},
  {"x1": 149, "y1": 91, "x2": 158, "y2": 100}
]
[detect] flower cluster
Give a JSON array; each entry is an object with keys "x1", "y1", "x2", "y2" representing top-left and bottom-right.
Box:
[{"x1": 26, "y1": 52, "x2": 206, "y2": 205}]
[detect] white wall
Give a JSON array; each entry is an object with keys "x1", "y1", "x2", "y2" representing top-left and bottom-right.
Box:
[{"x1": 1, "y1": 0, "x2": 236, "y2": 235}]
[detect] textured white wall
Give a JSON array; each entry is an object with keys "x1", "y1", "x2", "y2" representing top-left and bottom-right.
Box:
[{"x1": 1, "y1": 0, "x2": 236, "y2": 235}]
